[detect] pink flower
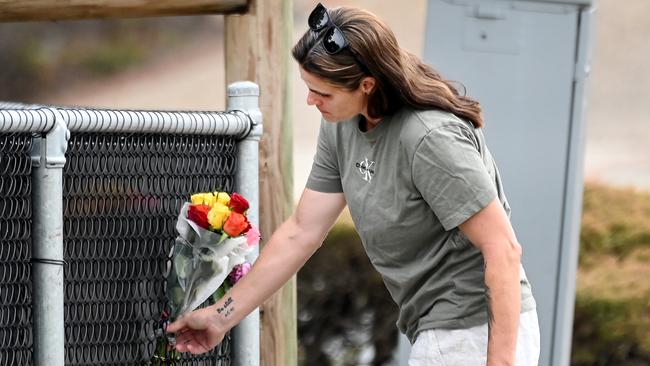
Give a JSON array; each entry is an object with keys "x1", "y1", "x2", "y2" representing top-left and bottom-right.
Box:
[
  {"x1": 228, "y1": 262, "x2": 252, "y2": 284},
  {"x1": 246, "y1": 224, "x2": 261, "y2": 247}
]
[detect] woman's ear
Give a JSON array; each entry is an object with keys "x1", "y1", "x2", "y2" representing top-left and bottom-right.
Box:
[{"x1": 361, "y1": 76, "x2": 376, "y2": 95}]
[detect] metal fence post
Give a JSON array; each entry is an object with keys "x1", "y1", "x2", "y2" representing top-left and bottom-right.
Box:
[
  {"x1": 30, "y1": 108, "x2": 69, "y2": 366},
  {"x1": 228, "y1": 81, "x2": 262, "y2": 366}
]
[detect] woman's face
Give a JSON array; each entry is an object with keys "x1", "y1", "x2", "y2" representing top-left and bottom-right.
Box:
[{"x1": 299, "y1": 67, "x2": 368, "y2": 123}]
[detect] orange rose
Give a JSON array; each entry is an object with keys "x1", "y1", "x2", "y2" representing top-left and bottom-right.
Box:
[{"x1": 223, "y1": 212, "x2": 249, "y2": 237}]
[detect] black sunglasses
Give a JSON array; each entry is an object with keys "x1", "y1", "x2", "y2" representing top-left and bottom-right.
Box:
[
  {"x1": 308, "y1": 3, "x2": 371, "y2": 75},
  {"x1": 308, "y1": 3, "x2": 350, "y2": 55}
]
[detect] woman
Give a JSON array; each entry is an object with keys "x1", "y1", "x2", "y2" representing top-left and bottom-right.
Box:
[{"x1": 167, "y1": 3, "x2": 540, "y2": 365}]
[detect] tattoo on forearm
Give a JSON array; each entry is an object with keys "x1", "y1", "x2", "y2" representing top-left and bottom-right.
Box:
[
  {"x1": 486, "y1": 287, "x2": 494, "y2": 329},
  {"x1": 485, "y1": 261, "x2": 495, "y2": 332},
  {"x1": 216, "y1": 296, "x2": 235, "y2": 318}
]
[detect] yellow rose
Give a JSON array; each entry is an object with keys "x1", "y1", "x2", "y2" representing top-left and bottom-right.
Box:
[
  {"x1": 208, "y1": 203, "x2": 231, "y2": 230},
  {"x1": 214, "y1": 192, "x2": 231, "y2": 206},
  {"x1": 191, "y1": 193, "x2": 216, "y2": 206}
]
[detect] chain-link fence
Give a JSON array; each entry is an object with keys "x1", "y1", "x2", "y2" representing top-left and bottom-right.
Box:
[
  {"x1": 0, "y1": 133, "x2": 33, "y2": 365},
  {"x1": 63, "y1": 133, "x2": 237, "y2": 365},
  {"x1": 0, "y1": 82, "x2": 262, "y2": 366}
]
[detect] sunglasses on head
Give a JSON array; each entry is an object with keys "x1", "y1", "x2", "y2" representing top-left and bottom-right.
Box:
[
  {"x1": 308, "y1": 3, "x2": 371, "y2": 75},
  {"x1": 308, "y1": 3, "x2": 350, "y2": 55}
]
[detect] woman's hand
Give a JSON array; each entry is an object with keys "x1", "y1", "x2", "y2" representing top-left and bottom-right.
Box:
[{"x1": 166, "y1": 306, "x2": 226, "y2": 354}]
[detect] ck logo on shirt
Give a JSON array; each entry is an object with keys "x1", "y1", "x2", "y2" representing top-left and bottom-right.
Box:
[{"x1": 355, "y1": 157, "x2": 375, "y2": 182}]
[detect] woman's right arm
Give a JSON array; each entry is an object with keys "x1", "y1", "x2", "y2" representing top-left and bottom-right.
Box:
[{"x1": 168, "y1": 188, "x2": 346, "y2": 354}]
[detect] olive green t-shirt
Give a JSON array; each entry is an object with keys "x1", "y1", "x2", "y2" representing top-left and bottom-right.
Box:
[{"x1": 306, "y1": 108, "x2": 536, "y2": 343}]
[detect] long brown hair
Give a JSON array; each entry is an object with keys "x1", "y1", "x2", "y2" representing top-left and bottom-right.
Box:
[{"x1": 292, "y1": 6, "x2": 484, "y2": 127}]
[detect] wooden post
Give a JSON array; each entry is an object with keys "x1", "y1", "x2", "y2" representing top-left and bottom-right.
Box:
[
  {"x1": 225, "y1": 1, "x2": 296, "y2": 366},
  {"x1": 0, "y1": 0, "x2": 248, "y2": 22}
]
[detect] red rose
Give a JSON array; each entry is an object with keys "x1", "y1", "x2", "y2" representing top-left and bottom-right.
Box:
[
  {"x1": 223, "y1": 212, "x2": 249, "y2": 237},
  {"x1": 229, "y1": 193, "x2": 249, "y2": 214},
  {"x1": 187, "y1": 204, "x2": 211, "y2": 229}
]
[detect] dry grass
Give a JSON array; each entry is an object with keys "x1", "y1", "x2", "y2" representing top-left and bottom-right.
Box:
[
  {"x1": 572, "y1": 183, "x2": 650, "y2": 365},
  {"x1": 580, "y1": 182, "x2": 650, "y2": 259},
  {"x1": 577, "y1": 247, "x2": 650, "y2": 300}
]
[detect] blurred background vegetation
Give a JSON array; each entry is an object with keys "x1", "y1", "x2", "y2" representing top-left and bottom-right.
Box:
[
  {"x1": 571, "y1": 184, "x2": 650, "y2": 366},
  {"x1": 0, "y1": 16, "x2": 218, "y2": 102},
  {"x1": 1, "y1": 7, "x2": 648, "y2": 366}
]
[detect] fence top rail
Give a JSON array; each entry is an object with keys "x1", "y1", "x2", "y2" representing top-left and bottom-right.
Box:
[{"x1": 0, "y1": 104, "x2": 252, "y2": 137}]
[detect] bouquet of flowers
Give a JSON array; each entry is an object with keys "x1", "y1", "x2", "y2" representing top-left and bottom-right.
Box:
[{"x1": 151, "y1": 191, "x2": 260, "y2": 364}]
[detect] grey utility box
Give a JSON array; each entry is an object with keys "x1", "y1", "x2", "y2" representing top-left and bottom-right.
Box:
[{"x1": 396, "y1": 0, "x2": 595, "y2": 365}]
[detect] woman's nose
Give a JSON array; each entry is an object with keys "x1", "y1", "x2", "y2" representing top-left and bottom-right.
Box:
[{"x1": 306, "y1": 92, "x2": 321, "y2": 107}]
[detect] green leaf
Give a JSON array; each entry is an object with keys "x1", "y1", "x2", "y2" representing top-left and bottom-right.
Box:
[
  {"x1": 150, "y1": 335, "x2": 181, "y2": 365},
  {"x1": 210, "y1": 282, "x2": 231, "y2": 303}
]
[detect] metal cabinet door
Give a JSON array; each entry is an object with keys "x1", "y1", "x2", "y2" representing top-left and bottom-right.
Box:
[{"x1": 421, "y1": 1, "x2": 589, "y2": 365}]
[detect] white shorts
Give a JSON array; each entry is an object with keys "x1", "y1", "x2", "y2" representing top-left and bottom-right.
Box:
[{"x1": 408, "y1": 309, "x2": 540, "y2": 366}]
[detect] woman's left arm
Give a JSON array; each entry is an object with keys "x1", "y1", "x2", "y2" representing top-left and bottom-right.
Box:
[{"x1": 459, "y1": 198, "x2": 522, "y2": 366}]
